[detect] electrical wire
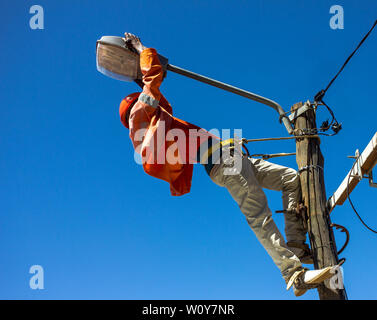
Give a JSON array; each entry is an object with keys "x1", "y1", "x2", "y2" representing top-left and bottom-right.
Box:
[
  {"x1": 311, "y1": 19, "x2": 377, "y2": 138},
  {"x1": 311, "y1": 100, "x2": 342, "y2": 136},
  {"x1": 315, "y1": 19, "x2": 377, "y2": 101},
  {"x1": 316, "y1": 101, "x2": 338, "y2": 129},
  {"x1": 347, "y1": 156, "x2": 377, "y2": 234}
]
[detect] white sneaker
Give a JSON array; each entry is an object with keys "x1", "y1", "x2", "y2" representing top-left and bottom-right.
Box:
[{"x1": 287, "y1": 266, "x2": 336, "y2": 297}]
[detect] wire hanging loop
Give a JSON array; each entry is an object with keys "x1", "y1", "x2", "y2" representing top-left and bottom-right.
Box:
[{"x1": 330, "y1": 223, "x2": 350, "y2": 255}]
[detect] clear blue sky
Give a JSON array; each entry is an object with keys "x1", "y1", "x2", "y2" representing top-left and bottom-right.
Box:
[{"x1": 1, "y1": 0, "x2": 377, "y2": 300}]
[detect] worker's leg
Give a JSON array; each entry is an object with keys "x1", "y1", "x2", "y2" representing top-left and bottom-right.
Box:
[
  {"x1": 209, "y1": 155, "x2": 302, "y2": 282},
  {"x1": 248, "y1": 158, "x2": 307, "y2": 249}
]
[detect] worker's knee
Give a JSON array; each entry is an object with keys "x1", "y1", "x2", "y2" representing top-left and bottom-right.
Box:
[{"x1": 283, "y1": 168, "x2": 300, "y2": 189}]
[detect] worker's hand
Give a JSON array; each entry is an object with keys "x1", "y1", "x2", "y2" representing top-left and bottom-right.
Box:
[{"x1": 124, "y1": 32, "x2": 147, "y2": 54}]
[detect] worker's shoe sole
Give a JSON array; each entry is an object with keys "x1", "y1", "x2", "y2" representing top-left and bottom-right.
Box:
[
  {"x1": 286, "y1": 269, "x2": 306, "y2": 291},
  {"x1": 293, "y1": 286, "x2": 307, "y2": 297}
]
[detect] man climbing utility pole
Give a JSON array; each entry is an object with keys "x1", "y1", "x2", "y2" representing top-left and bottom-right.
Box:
[
  {"x1": 109, "y1": 33, "x2": 341, "y2": 298},
  {"x1": 292, "y1": 102, "x2": 347, "y2": 300}
]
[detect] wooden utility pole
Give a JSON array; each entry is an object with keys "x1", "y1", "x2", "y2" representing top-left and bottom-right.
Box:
[{"x1": 292, "y1": 102, "x2": 347, "y2": 300}]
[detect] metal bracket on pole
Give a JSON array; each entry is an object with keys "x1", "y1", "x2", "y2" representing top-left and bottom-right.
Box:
[
  {"x1": 348, "y1": 150, "x2": 363, "y2": 181},
  {"x1": 328, "y1": 133, "x2": 377, "y2": 213},
  {"x1": 347, "y1": 150, "x2": 377, "y2": 187},
  {"x1": 288, "y1": 101, "x2": 311, "y2": 122},
  {"x1": 367, "y1": 170, "x2": 377, "y2": 188}
]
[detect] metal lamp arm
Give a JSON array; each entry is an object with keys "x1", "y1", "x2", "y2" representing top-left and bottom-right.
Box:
[{"x1": 166, "y1": 64, "x2": 293, "y2": 134}]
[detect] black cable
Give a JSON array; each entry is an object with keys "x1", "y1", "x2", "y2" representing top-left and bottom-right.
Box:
[
  {"x1": 318, "y1": 102, "x2": 336, "y2": 129},
  {"x1": 324, "y1": 19, "x2": 377, "y2": 93},
  {"x1": 316, "y1": 100, "x2": 342, "y2": 135},
  {"x1": 347, "y1": 156, "x2": 377, "y2": 234},
  {"x1": 293, "y1": 101, "x2": 341, "y2": 136},
  {"x1": 315, "y1": 19, "x2": 377, "y2": 102}
]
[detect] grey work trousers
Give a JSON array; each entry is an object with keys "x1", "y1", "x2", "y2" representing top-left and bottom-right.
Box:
[{"x1": 209, "y1": 154, "x2": 306, "y2": 282}]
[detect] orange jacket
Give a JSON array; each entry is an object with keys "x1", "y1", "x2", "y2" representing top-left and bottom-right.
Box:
[{"x1": 122, "y1": 48, "x2": 216, "y2": 196}]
